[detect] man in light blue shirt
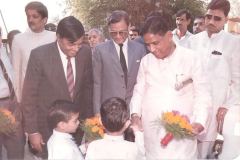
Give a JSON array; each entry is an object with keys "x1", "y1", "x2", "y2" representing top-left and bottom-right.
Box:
[{"x1": 0, "y1": 28, "x2": 25, "y2": 159}]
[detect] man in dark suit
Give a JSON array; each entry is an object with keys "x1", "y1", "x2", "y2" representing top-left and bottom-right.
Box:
[
  {"x1": 21, "y1": 16, "x2": 93, "y2": 158},
  {"x1": 93, "y1": 10, "x2": 146, "y2": 114}
]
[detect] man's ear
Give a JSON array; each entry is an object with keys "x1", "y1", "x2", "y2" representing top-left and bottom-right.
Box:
[
  {"x1": 166, "y1": 31, "x2": 173, "y2": 41},
  {"x1": 187, "y1": 19, "x2": 191, "y2": 25},
  {"x1": 224, "y1": 16, "x2": 228, "y2": 24},
  {"x1": 43, "y1": 17, "x2": 48, "y2": 25}
]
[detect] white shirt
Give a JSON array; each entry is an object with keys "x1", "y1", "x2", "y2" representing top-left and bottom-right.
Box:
[
  {"x1": 47, "y1": 130, "x2": 84, "y2": 160},
  {"x1": 12, "y1": 29, "x2": 56, "y2": 102},
  {"x1": 0, "y1": 46, "x2": 14, "y2": 98},
  {"x1": 172, "y1": 29, "x2": 192, "y2": 48},
  {"x1": 130, "y1": 45, "x2": 211, "y2": 159},
  {"x1": 57, "y1": 42, "x2": 76, "y2": 83},
  {"x1": 85, "y1": 133, "x2": 145, "y2": 160},
  {"x1": 187, "y1": 30, "x2": 240, "y2": 141},
  {"x1": 113, "y1": 39, "x2": 129, "y2": 68}
]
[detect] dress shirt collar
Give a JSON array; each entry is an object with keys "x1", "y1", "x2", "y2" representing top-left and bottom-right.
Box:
[
  {"x1": 53, "y1": 129, "x2": 73, "y2": 139},
  {"x1": 112, "y1": 38, "x2": 128, "y2": 48},
  {"x1": 172, "y1": 29, "x2": 192, "y2": 40},
  {"x1": 25, "y1": 28, "x2": 49, "y2": 36},
  {"x1": 207, "y1": 29, "x2": 225, "y2": 39},
  {"x1": 103, "y1": 133, "x2": 124, "y2": 141}
]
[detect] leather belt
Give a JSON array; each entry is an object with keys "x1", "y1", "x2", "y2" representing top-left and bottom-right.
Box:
[{"x1": 0, "y1": 96, "x2": 10, "y2": 101}]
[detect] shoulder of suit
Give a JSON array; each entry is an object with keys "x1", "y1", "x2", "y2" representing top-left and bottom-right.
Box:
[
  {"x1": 95, "y1": 40, "x2": 112, "y2": 49},
  {"x1": 30, "y1": 42, "x2": 56, "y2": 57}
]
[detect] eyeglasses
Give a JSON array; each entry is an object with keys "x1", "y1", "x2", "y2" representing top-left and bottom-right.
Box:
[
  {"x1": 109, "y1": 30, "x2": 128, "y2": 37},
  {"x1": 205, "y1": 14, "x2": 222, "y2": 21}
]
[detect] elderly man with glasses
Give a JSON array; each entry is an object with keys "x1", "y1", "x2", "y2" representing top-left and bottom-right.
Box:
[
  {"x1": 187, "y1": 0, "x2": 240, "y2": 159},
  {"x1": 92, "y1": 10, "x2": 146, "y2": 114}
]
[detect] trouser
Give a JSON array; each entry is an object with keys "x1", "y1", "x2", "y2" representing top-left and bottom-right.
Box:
[
  {"x1": 0, "y1": 98, "x2": 25, "y2": 160},
  {"x1": 197, "y1": 141, "x2": 215, "y2": 159}
]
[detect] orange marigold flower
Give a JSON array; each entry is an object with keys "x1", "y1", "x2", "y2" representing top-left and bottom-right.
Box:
[{"x1": 91, "y1": 126, "x2": 99, "y2": 133}]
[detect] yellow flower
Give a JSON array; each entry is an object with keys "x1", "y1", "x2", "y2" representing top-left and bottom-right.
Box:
[{"x1": 91, "y1": 126, "x2": 99, "y2": 133}]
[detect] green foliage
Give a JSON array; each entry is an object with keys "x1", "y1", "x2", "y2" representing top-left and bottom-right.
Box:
[{"x1": 65, "y1": 0, "x2": 207, "y2": 34}]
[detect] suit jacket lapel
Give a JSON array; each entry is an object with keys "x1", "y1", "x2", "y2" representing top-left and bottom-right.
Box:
[
  {"x1": 50, "y1": 42, "x2": 71, "y2": 99},
  {"x1": 109, "y1": 40, "x2": 122, "y2": 72},
  {"x1": 127, "y1": 40, "x2": 134, "y2": 72},
  {"x1": 73, "y1": 51, "x2": 83, "y2": 99}
]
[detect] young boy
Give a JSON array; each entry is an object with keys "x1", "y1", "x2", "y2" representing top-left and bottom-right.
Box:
[
  {"x1": 85, "y1": 97, "x2": 145, "y2": 159},
  {"x1": 47, "y1": 100, "x2": 84, "y2": 160}
]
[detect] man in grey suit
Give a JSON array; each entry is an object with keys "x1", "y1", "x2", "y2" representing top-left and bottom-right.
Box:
[
  {"x1": 21, "y1": 16, "x2": 93, "y2": 158},
  {"x1": 93, "y1": 10, "x2": 146, "y2": 114}
]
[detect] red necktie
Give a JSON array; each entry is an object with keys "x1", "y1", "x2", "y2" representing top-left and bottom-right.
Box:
[{"x1": 67, "y1": 57, "x2": 74, "y2": 100}]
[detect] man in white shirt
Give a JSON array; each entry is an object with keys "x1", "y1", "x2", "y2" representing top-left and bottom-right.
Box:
[
  {"x1": 193, "y1": 15, "x2": 205, "y2": 34},
  {"x1": 12, "y1": 1, "x2": 56, "y2": 102},
  {"x1": 172, "y1": 9, "x2": 193, "y2": 47},
  {"x1": 0, "y1": 28, "x2": 25, "y2": 159},
  {"x1": 187, "y1": 0, "x2": 240, "y2": 159},
  {"x1": 130, "y1": 15, "x2": 211, "y2": 159}
]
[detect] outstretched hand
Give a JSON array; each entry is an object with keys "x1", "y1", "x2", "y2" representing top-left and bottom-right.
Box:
[{"x1": 192, "y1": 123, "x2": 204, "y2": 135}]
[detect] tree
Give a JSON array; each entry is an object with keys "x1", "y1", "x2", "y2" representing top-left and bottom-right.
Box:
[{"x1": 65, "y1": 0, "x2": 206, "y2": 35}]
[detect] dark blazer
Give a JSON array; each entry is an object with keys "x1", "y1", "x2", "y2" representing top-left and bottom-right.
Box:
[
  {"x1": 21, "y1": 42, "x2": 93, "y2": 142},
  {"x1": 93, "y1": 39, "x2": 146, "y2": 113}
]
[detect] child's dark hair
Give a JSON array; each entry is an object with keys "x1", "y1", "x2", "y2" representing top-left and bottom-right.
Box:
[
  {"x1": 100, "y1": 97, "x2": 129, "y2": 132},
  {"x1": 48, "y1": 100, "x2": 79, "y2": 130}
]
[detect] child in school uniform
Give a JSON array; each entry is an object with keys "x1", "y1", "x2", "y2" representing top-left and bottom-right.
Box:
[
  {"x1": 47, "y1": 100, "x2": 84, "y2": 160},
  {"x1": 85, "y1": 97, "x2": 145, "y2": 160}
]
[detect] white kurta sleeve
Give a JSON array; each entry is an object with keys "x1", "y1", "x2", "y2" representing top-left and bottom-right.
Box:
[
  {"x1": 130, "y1": 58, "x2": 147, "y2": 116},
  {"x1": 191, "y1": 53, "x2": 212, "y2": 131},
  {"x1": 224, "y1": 39, "x2": 240, "y2": 109}
]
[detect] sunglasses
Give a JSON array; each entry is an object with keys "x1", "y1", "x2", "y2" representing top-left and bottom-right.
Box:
[
  {"x1": 205, "y1": 14, "x2": 222, "y2": 21},
  {"x1": 109, "y1": 30, "x2": 128, "y2": 37}
]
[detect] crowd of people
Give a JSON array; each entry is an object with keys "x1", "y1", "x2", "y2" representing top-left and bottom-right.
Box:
[{"x1": 0, "y1": 0, "x2": 239, "y2": 159}]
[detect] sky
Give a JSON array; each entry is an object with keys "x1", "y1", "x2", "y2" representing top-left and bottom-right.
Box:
[{"x1": 0, "y1": 0, "x2": 66, "y2": 38}]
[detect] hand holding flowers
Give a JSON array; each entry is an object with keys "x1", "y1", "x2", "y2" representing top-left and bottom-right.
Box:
[
  {"x1": 154, "y1": 111, "x2": 195, "y2": 147},
  {"x1": 0, "y1": 108, "x2": 17, "y2": 136}
]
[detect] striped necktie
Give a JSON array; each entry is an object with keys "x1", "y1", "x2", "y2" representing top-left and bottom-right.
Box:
[
  {"x1": 0, "y1": 58, "x2": 15, "y2": 99},
  {"x1": 67, "y1": 57, "x2": 74, "y2": 100}
]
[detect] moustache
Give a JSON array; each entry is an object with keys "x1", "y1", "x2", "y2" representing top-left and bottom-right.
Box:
[
  {"x1": 207, "y1": 24, "x2": 216, "y2": 28},
  {"x1": 28, "y1": 22, "x2": 35, "y2": 26}
]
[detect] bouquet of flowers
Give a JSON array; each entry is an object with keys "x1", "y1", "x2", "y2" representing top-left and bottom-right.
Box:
[
  {"x1": 154, "y1": 110, "x2": 194, "y2": 147},
  {"x1": 80, "y1": 115, "x2": 104, "y2": 142},
  {"x1": 0, "y1": 108, "x2": 17, "y2": 136}
]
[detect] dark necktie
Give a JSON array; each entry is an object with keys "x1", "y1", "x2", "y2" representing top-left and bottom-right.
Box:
[
  {"x1": 119, "y1": 44, "x2": 128, "y2": 87},
  {"x1": 0, "y1": 58, "x2": 15, "y2": 99},
  {"x1": 67, "y1": 57, "x2": 74, "y2": 100}
]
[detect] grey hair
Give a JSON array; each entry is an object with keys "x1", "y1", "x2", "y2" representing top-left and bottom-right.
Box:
[{"x1": 88, "y1": 28, "x2": 105, "y2": 40}]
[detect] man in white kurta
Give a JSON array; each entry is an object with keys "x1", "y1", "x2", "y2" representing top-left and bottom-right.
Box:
[
  {"x1": 130, "y1": 16, "x2": 211, "y2": 159},
  {"x1": 12, "y1": 2, "x2": 56, "y2": 102},
  {"x1": 172, "y1": 9, "x2": 193, "y2": 48},
  {"x1": 187, "y1": 0, "x2": 240, "y2": 158}
]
